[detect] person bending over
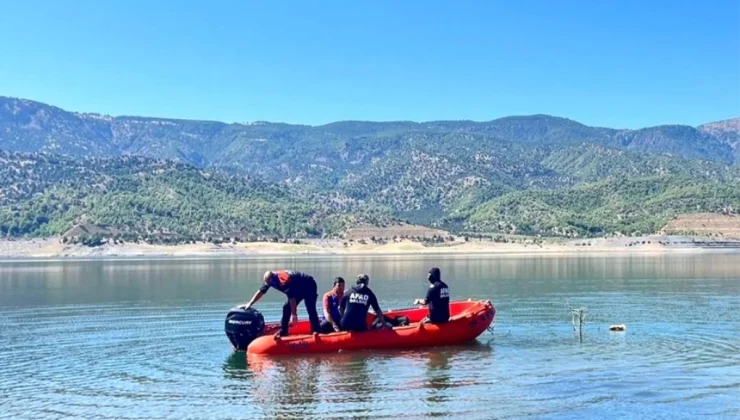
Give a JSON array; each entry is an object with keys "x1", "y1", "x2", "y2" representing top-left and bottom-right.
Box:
[{"x1": 243, "y1": 270, "x2": 321, "y2": 338}]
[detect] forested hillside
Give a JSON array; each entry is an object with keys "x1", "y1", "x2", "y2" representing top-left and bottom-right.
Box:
[
  {"x1": 1, "y1": 96, "x2": 739, "y2": 239},
  {"x1": 0, "y1": 150, "x2": 392, "y2": 239}
]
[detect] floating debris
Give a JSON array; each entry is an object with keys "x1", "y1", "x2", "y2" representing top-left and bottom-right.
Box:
[{"x1": 609, "y1": 324, "x2": 626, "y2": 332}]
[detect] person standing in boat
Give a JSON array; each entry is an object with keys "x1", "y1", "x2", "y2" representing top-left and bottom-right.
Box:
[
  {"x1": 413, "y1": 267, "x2": 450, "y2": 324},
  {"x1": 242, "y1": 270, "x2": 321, "y2": 338},
  {"x1": 339, "y1": 274, "x2": 388, "y2": 332},
  {"x1": 319, "y1": 277, "x2": 345, "y2": 333}
]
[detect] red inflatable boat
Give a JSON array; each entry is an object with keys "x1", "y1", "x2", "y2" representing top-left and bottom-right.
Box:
[{"x1": 246, "y1": 299, "x2": 495, "y2": 355}]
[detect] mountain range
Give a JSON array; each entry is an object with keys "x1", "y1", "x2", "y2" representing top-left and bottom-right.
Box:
[{"x1": 1, "y1": 95, "x2": 739, "y2": 239}]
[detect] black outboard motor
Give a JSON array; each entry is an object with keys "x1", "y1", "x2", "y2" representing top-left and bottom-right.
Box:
[{"x1": 224, "y1": 306, "x2": 266, "y2": 351}]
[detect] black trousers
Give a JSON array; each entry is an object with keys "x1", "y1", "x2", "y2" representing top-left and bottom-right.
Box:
[
  {"x1": 280, "y1": 279, "x2": 321, "y2": 335},
  {"x1": 340, "y1": 319, "x2": 368, "y2": 332}
]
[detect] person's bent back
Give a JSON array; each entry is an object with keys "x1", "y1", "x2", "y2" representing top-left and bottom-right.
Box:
[{"x1": 243, "y1": 269, "x2": 321, "y2": 337}]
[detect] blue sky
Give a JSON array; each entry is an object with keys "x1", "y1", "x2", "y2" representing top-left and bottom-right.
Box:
[{"x1": 0, "y1": 0, "x2": 737, "y2": 128}]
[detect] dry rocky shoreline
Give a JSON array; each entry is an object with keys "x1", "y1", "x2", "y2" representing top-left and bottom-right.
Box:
[{"x1": 1, "y1": 235, "x2": 738, "y2": 260}]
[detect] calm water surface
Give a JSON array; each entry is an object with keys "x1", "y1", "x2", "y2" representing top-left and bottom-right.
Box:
[{"x1": 1, "y1": 253, "x2": 739, "y2": 419}]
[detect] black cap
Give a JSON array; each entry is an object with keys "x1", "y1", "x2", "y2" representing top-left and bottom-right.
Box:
[{"x1": 334, "y1": 277, "x2": 345, "y2": 285}]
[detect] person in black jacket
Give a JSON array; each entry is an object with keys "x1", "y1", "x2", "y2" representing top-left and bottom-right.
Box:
[
  {"x1": 413, "y1": 267, "x2": 450, "y2": 324},
  {"x1": 243, "y1": 270, "x2": 321, "y2": 337},
  {"x1": 339, "y1": 274, "x2": 388, "y2": 332}
]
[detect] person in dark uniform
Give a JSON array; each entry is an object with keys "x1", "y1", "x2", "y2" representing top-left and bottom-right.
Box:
[
  {"x1": 339, "y1": 274, "x2": 388, "y2": 332},
  {"x1": 413, "y1": 267, "x2": 450, "y2": 324},
  {"x1": 243, "y1": 270, "x2": 321, "y2": 337},
  {"x1": 319, "y1": 277, "x2": 345, "y2": 333}
]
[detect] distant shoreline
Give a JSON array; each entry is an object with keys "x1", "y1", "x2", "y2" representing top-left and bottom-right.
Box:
[{"x1": 1, "y1": 235, "x2": 739, "y2": 261}]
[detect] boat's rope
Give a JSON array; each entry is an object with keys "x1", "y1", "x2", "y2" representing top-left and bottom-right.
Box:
[{"x1": 486, "y1": 325, "x2": 494, "y2": 335}]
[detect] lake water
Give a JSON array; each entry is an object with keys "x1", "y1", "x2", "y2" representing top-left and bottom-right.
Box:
[{"x1": 1, "y1": 253, "x2": 739, "y2": 419}]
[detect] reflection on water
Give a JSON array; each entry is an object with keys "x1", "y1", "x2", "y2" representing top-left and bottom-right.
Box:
[
  {"x1": 221, "y1": 342, "x2": 494, "y2": 420},
  {"x1": 3, "y1": 252, "x2": 740, "y2": 308},
  {"x1": 222, "y1": 351, "x2": 250, "y2": 379},
  {"x1": 425, "y1": 348, "x2": 453, "y2": 409},
  {"x1": 1, "y1": 253, "x2": 740, "y2": 419}
]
